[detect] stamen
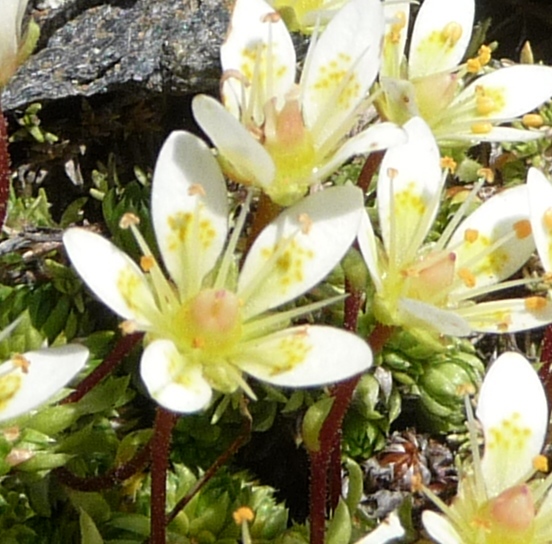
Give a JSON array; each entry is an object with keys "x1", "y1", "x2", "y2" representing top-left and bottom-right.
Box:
[
  {"x1": 524, "y1": 296, "x2": 548, "y2": 311},
  {"x1": 477, "y1": 168, "x2": 495, "y2": 183},
  {"x1": 471, "y1": 122, "x2": 493, "y2": 134},
  {"x1": 140, "y1": 255, "x2": 155, "y2": 272},
  {"x1": 544, "y1": 208, "x2": 552, "y2": 231},
  {"x1": 119, "y1": 320, "x2": 139, "y2": 334},
  {"x1": 440, "y1": 156, "x2": 457, "y2": 173},
  {"x1": 119, "y1": 212, "x2": 140, "y2": 229},
  {"x1": 261, "y1": 11, "x2": 281, "y2": 23},
  {"x1": 299, "y1": 213, "x2": 313, "y2": 234},
  {"x1": 188, "y1": 183, "x2": 206, "y2": 197},
  {"x1": 440, "y1": 22, "x2": 463, "y2": 46},
  {"x1": 533, "y1": 454, "x2": 548, "y2": 472},
  {"x1": 464, "y1": 229, "x2": 479, "y2": 243},
  {"x1": 458, "y1": 267, "x2": 476, "y2": 288},
  {"x1": 513, "y1": 219, "x2": 531, "y2": 239},
  {"x1": 522, "y1": 114, "x2": 545, "y2": 128},
  {"x1": 11, "y1": 354, "x2": 30, "y2": 373},
  {"x1": 233, "y1": 506, "x2": 255, "y2": 525}
]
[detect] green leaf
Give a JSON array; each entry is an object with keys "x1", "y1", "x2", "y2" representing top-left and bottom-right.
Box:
[
  {"x1": 326, "y1": 499, "x2": 351, "y2": 544},
  {"x1": 79, "y1": 508, "x2": 104, "y2": 544}
]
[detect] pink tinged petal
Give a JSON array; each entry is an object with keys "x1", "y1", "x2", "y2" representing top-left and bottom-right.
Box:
[
  {"x1": 238, "y1": 185, "x2": 363, "y2": 319},
  {"x1": 378, "y1": 117, "x2": 443, "y2": 267},
  {"x1": 63, "y1": 228, "x2": 157, "y2": 327},
  {"x1": 0, "y1": 345, "x2": 89, "y2": 422},
  {"x1": 236, "y1": 325, "x2": 372, "y2": 387},
  {"x1": 399, "y1": 298, "x2": 471, "y2": 336},
  {"x1": 300, "y1": 0, "x2": 385, "y2": 146},
  {"x1": 314, "y1": 122, "x2": 407, "y2": 182},
  {"x1": 528, "y1": 167, "x2": 552, "y2": 273},
  {"x1": 422, "y1": 511, "x2": 462, "y2": 544},
  {"x1": 151, "y1": 130, "x2": 228, "y2": 298},
  {"x1": 140, "y1": 340, "x2": 212, "y2": 413},
  {"x1": 354, "y1": 511, "x2": 405, "y2": 544},
  {"x1": 381, "y1": 2, "x2": 410, "y2": 78},
  {"x1": 192, "y1": 95, "x2": 275, "y2": 189},
  {"x1": 451, "y1": 65, "x2": 552, "y2": 121},
  {"x1": 448, "y1": 185, "x2": 534, "y2": 295},
  {"x1": 408, "y1": 0, "x2": 474, "y2": 79},
  {"x1": 457, "y1": 298, "x2": 552, "y2": 334},
  {"x1": 220, "y1": 0, "x2": 295, "y2": 122},
  {"x1": 477, "y1": 351, "x2": 548, "y2": 497},
  {"x1": 358, "y1": 210, "x2": 383, "y2": 292}
]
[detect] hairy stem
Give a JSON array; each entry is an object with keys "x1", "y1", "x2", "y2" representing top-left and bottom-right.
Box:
[
  {"x1": 149, "y1": 407, "x2": 178, "y2": 544},
  {"x1": 0, "y1": 102, "x2": 10, "y2": 228}
]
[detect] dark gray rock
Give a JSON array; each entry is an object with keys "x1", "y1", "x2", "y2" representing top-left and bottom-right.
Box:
[{"x1": 2, "y1": 0, "x2": 229, "y2": 112}]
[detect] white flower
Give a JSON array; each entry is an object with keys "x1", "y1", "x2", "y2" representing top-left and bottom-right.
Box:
[
  {"x1": 63, "y1": 131, "x2": 373, "y2": 413},
  {"x1": 377, "y1": 0, "x2": 552, "y2": 143},
  {"x1": 0, "y1": 344, "x2": 88, "y2": 422},
  {"x1": 0, "y1": 0, "x2": 33, "y2": 87},
  {"x1": 528, "y1": 167, "x2": 552, "y2": 275},
  {"x1": 358, "y1": 117, "x2": 552, "y2": 337},
  {"x1": 192, "y1": 0, "x2": 405, "y2": 206},
  {"x1": 423, "y1": 351, "x2": 552, "y2": 544}
]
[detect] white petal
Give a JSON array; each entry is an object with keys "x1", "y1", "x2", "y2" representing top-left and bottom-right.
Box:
[
  {"x1": 357, "y1": 210, "x2": 383, "y2": 292},
  {"x1": 151, "y1": 131, "x2": 228, "y2": 298},
  {"x1": 399, "y1": 298, "x2": 471, "y2": 336},
  {"x1": 236, "y1": 325, "x2": 372, "y2": 387},
  {"x1": 238, "y1": 185, "x2": 363, "y2": 319},
  {"x1": 378, "y1": 117, "x2": 443, "y2": 267},
  {"x1": 301, "y1": 0, "x2": 385, "y2": 147},
  {"x1": 0, "y1": 0, "x2": 27, "y2": 85},
  {"x1": 435, "y1": 126, "x2": 546, "y2": 144},
  {"x1": 477, "y1": 351, "x2": 548, "y2": 497},
  {"x1": 448, "y1": 185, "x2": 534, "y2": 295},
  {"x1": 63, "y1": 228, "x2": 157, "y2": 327},
  {"x1": 527, "y1": 167, "x2": 552, "y2": 273},
  {"x1": 457, "y1": 298, "x2": 552, "y2": 334},
  {"x1": 422, "y1": 511, "x2": 462, "y2": 544},
  {"x1": 314, "y1": 122, "x2": 407, "y2": 183},
  {"x1": 220, "y1": 0, "x2": 295, "y2": 122},
  {"x1": 408, "y1": 0, "x2": 474, "y2": 79},
  {"x1": 451, "y1": 65, "x2": 552, "y2": 121},
  {"x1": 354, "y1": 511, "x2": 405, "y2": 544},
  {"x1": 192, "y1": 95, "x2": 275, "y2": 188},
  {"x1": 381, "y1": 2, "x2": 410, "y2": 78},
  {"x1": 140, "y1": 340, "x2": 212, "y2": 413},
  {"x1": 0, "y1": 345, "x2": 89, "y2": 422}
]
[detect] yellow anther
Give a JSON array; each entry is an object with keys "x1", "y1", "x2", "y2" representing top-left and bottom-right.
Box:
[
  {"x1": 119, "y1": 213, "x2": 140, "y2": 229},
  {"x1": 525, "y1": 296, "x2": 548, "y2": 311},
  {"x1": 11, "y1": 354, "x2": 30, "y2": 374},
  {"x1": 464, "y1": 228, "x2": 479, "y2": 243},
  {"x1": 458, "y1": 267, "x2": 476, "y2": 288},
  {"x1": 476, "y1": 95, "x2": 497, "y2": 116},
  {"x1": 471, "y1": 122, "x2": 493, "y2": 134},
  {"x1": 233, "y1": 506, "x2": 255, "y2": 525},
  {"x1": 188, "y1": 183, "x2": 206, "y2": 197},
  {"x1": 544, "y1": 208, "x2": 552, "y2": 231},
  {"x1": 440, "y1": 156, "x2": 457, "y2": 173},
  {"x1": 466, "y1": 58, "x2": 482, "y2": 74},
  {"x1": 262, "y1": 11, "x2": 281, "y2": 23},
  {"x1": 440, "y1": 22, "x2": 463, "y2": 46},
  {"x1": 119, "y1": 320, "x2": 138, "y2": 334},
  {"x1": 477, "y1": 45, "x2": 492, "y2": 65},
  {"x1": 192, "y1": 337, "x2": 206, "y2": 349},
  {"x1": 497, "y1": 316, "x2": 512, "y2": 332},
  {"x1": 477, "y1": 168, "x2": 495, "y2": 183},
  {"x1": 457, "y1": 382, "x2": 476, "y2": 396},
  {"x1": 387, "y1": 167, "x2": 399, "y2": 179},
  {"x1": 299, "y1": 213, "x2": 312, "y2": 235},
  {"x1": 140, "y1": 255, "x2": 155, "y2": 272},
  {"x1": 389, "y1": 11, "x2": 406, "y2": 44},
  {"x1": 522, "y1": 114, "x2": 544, "y2": 128},
  {"x1": 514, "y1": 219, "x2": 532, "y2": 239},
  {"x1": 533, "y1": 454, "x2": 549, "y2": 473},
  {"x1": 410, "y1": 471, "x2": 423, "y2": 492}
]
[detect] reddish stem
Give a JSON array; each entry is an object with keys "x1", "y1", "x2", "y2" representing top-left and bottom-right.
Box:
[
  {"x1": 166, "y1": 414, "x2": 252, "y2": 525},
  {"x1": 539, "y1": 324, "x2": 552, "y2": 406},
  {"x1": 356, "y1": 151, "x2": 384, "y2": 194},
  {"x1": 61, "y1": 333, "x2": 143, "y2": 404},
  {"x1": 0, "y1": 102, "x2": 11, "y2": 228},
  {"x1": 149, "y1": 407, "x2": 178, "y2": 544}
]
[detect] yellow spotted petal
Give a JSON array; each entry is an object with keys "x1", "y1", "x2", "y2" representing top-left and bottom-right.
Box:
[
  {"x1": 140, "y1": 339, "x2": 212, "y2": 413},
  {"x1": 528, "y1": 167, "x2": 552, "y2": 273},
  {"x1": 377, "y1": 117, "x2": 443, "y2": 268},
  {"x1": 63, "y1": 228, "x2": 158, "y2": 327},
  {"x1": 238, "y1": 185, "x2": 363, "y2": 319},
  {"x1": 151, "y1": 130, "x2": 229, "y2": 298},
  {"x1": 456, "y1": 298, "x2": 552, "y2": 334},
  {"x1": 477, "y1": 352, "x2": 548, "y2": 497},
  {"x1": 399, "y1": 298, "x2": 471, "y2": 336},
  {"x1": 0, "y1": 345, "x2": 88, "y2": 422},
  {"x1": 408, "y1": 0, "x2": 474, "y2": 79},
  {"x1": 448, "y1": 185, "x2": 534, "y2": 295},
  {"x1": 221, "y1": 0, "x2": 295, "y2": 124},
  {"x1": 300, "y1": 0, "x2": 384, "y2": 148},
  {"x1": 381, "y1": 2, "x2": 410, "y2": 79},
  {"x1": 235, "y1": 325, "x2": 372, "y2": 387}
]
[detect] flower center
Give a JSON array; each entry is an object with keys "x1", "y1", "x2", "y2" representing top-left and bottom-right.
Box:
[
  {"x1": 179, "y1": 289, "x2": 242, "y2": 354},
  {"x1": 263, "y1": 98, "x2": 316, "y2": 205}
]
